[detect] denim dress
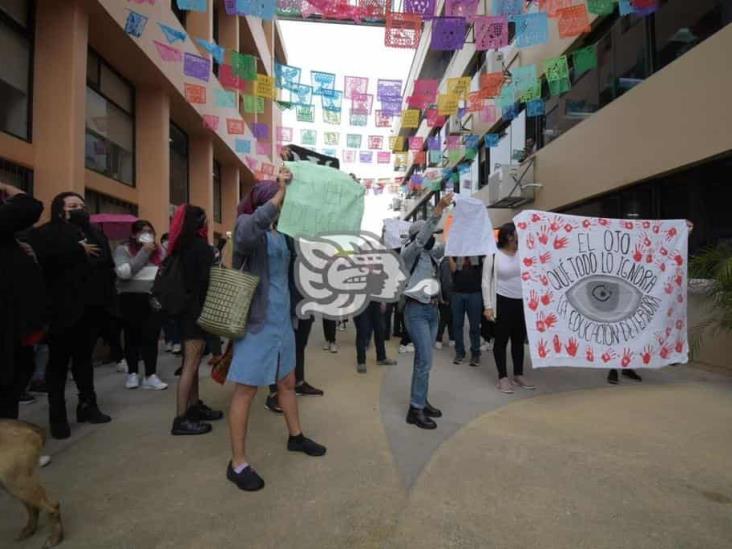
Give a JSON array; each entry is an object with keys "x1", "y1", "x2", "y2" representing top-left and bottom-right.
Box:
[{"x1": 228, "y1": 232, "x2": 295, "y2": 386}]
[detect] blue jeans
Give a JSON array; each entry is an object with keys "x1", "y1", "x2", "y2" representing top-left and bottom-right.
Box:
[
  {"x1": 404, "y1": 300, "x2": 438, "y2": 409},
  {"x1": 451, "y1": 292, "x2": 483, "y2": 358}
]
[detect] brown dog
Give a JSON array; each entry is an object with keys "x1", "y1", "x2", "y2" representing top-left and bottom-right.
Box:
[{"x1": 0, "y1": 419, "x2": 62, "y2": 547}]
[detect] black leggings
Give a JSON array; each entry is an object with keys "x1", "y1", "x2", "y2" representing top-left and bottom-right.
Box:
[
  {"x1": 270, "y1": 317, "x2": 314, "y2": 393},
  {"x1": 322, "y1": 318, "x2": 336, "y2": 343},
  {"x1": 493, "y1": 295, "x2": 527, "y2": 379},
  {"x1": 0, "y1": 345, "x2": 34, "y2": 420},
  {"x1": 119, "y1": 293, "x2": 162, "y2": 376}
]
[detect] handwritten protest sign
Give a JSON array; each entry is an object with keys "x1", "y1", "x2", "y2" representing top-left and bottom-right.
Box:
[
  {"x1": 513, "y1": 211, "x2": 689, "y2": 369},
  {"x1": 383, "y1": 219, "x2": 411, "y2": 249},
  {"x1": 279, "y1": 161, "x2": 365, "y2": 238},
  {"x1": 445, "y1": 195, "x2": 498, "y2": 257}
]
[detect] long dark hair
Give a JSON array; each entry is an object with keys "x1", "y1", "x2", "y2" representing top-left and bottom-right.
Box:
[
  {"x1": 169, "y1": 205, "x2": 207, "y2": 254},
  {"x1": 497, "y1": 222, "x2": 517, "y2": 249},
  {"x1": 130, "y1": 219, "x2": 154, "y2": 239},
  {"x1": 50, "y1": 192, "x2": 84, "y2": 223}
]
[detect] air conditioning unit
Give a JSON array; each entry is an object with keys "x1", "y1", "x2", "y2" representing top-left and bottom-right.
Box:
[{"x1": 487, "y1": 161, "x2": 540, "y2": 209}]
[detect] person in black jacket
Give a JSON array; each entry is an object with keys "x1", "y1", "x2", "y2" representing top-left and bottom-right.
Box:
[
  {"x1": 167, "y1": 204, "x2": 223, "y2": 436},
  {"x1": 0, "y1": 181, "x2": 45, "y2": 419},
  {"x1": 29, "y1": 192, "x2": 113, "y2": 439}
]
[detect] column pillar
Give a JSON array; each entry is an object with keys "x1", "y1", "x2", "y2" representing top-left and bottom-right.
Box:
[
  {"x1": 186, "y1": 1, "x2": 213, "y2": 43},
  {"x1": 189, "y1": 135, "x2": 214, "y2": 239},
  {"x1": 135, "y1": 88, "x2": 170, "y2": 235},
  {"x1": 220, "y1": 163, "x2": 239, "y2": 265},
  {"x1": 33, "y1": 0, "x2": 88, "y2": 216}
]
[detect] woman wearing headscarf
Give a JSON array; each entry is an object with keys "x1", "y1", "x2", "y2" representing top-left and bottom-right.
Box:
[
  {"x1": 167, "y1": 205, "x2": 222, "y2": 436},
  {"x1": 113, "y1": 219, "x2": 168, "y2": 391},
  {"x1": 29, "y1": 192, "x2": 113, "y2": 439},
  {"x1": 0, "y1": 181, "x2": 44, "y2": 419},
  {"x1": 226, "y1": 169, "x2": 326, "y2": 492}
]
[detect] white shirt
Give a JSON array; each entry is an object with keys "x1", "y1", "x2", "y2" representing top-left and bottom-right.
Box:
[{"x1": 496, "y1": 250, "x2": 523, "y2": 299}]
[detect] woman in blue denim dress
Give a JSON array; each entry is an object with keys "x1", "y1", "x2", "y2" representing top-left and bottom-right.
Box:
[{"x1": 226, "y1": 171, "x2": 326, "y2": 492}]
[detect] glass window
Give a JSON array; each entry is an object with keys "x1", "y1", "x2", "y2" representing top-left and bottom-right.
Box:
[
  {"x1": 170, "y1": 122, "x2": 189, "y2": 206},
  {"x1": 0, "y1": 0, "x2": 32, "y2": 141},
  {"x1": 213, "y1": 160, "x2": 222, "y2": 223},
  {"x1": 85, "y1": 189, "x2": 137, "y2": 216},
  {"x1": 0, "y1": 155, "x2": 32, "y2": 194},
  {"x1": 100, "y1": 64, "x2": 133, "y2": 113}
]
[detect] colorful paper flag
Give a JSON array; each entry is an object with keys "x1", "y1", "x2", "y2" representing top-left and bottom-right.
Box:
[
  {"x1": 321, "y1": 89, "x2": 343, "y2": 112},
  {"x1": 368, "y1": 135, "x2": 384, "y2": 149},
  {"x1": 219, "y1": 64, "x2": 245, "y2": 91},
  {"x1": 324, "y1": 109, "x2": 342, "y2": 124},
  {"x1": 385, "y1": 12, "x2": 422, "y2": 49},
  {"x1": 256, "y1": 140, "x2": 271, "y2": 155},
  {"x1": 227, "y1": 119, "x2": 245, "y2": 134},
  {"x1": 158, "y1": 23, "x2": 186, "y2": 44},
  {"x1": 296, "y1": 105, "x2": 315, "y2": 122},
  {"x1": 177, "y1": 0, "x2": 206, "y2": 11},
  {"x1": 153, "y1": 40, "x2": 182, "y2": 62},
  {"x1": 493, "y1": 0, "x2": 523, "y2": 16},
  {"x1": 183, "y1": 53, "x2": 210, "y2": 82},
  {"x1": 375, "y1": 111, "x2": 392, "y2": 127},
  {"x1": 244, "y1": 95, "x2": 265, "y2": 113},
  {"x1": 401, "y1": 109, "x2": 421, "y2": 128},
  {"x1": 346, "y1": 134, "x2": 362, "y2": 148},
  {"x1": 324, "y1": 131, "x2": 340, "y2": 145},
  {"x1": 343, "y1": 150, "x2": 356, "y2": 163},
  {"x1": 431, "y1": 17, "x2": 467, "y2": 51},
  {"x1": 474, "y1": 16, "x2": 509, "y2": 50},
  {"x1": 587, "y1": 0, "x2": 616, "y2": 15},
  {"x1": 252, "y1": 123, "x2": 269, "y2": 139},
  {"x1": 405, "y1": 0, "x2": 435, "y2": 17},
  {"x1": 438, "y1": 94, "x2": 459, "y2": 116},
  {"x1": 377, "y1": 79, "x2": 403, "y2": 100},
  {"x1": 526, "y1": 99, "x2": 545, "y2": 117},
  {"x1": 479, "y1": 71, "x2": 505, "y2": 98},
  {"x1": 184, "y1": 83, "x2": 207, "y2": 104},
  {"x1": 311, "y1": 70, "x2": 336, "y2": 96},
  {"x1": 351, "y1": 93, "x2": 374, "y2": 115},
  {"x1": 231, "y1": 51, "x2": 257, "y2": 81},
  {"x1": 409, "y1": 137, "x2": 424, "y2": 151},
  {"x1": 195, "y1": 38, "x2": 224, "y2": 64},
  {"x1": 485, "y1": 133, "x2": 500, "y2": 147},
  {"x1": 235, "y1": 138, "x2": 251, "y2": 153},
  {"x1": 556, "y1": 4, "x2": 591, "y2": 38},
  {"x1": 300, "y1": 129, "x2": 317, "y2": 146},
  {"x1": 573, "y1": 45, "x2": 598, "y2": 77},
  {"x1": 377, "y1": 151, "x2": 391, "y2": 164},
  {"x1": 255, "y1": 74, "x2": 275, "y2": 99},
  {"x1": 344, "y1": 75, "x2": 369, "y2": 99},
  {"x1": 202, "y1": 114, "x2": 219, "y2": 130},
  {"x1": 214, "y1": 89, "x2": 236, "y2": 108},
  {"x1": 124, "y1": 10, "x2": 148, "y2": 38},
  {"x1": 447, "y1": 76, "x2": 471, "y2": 100},
  {"x1": 277, "y1": 127, "x2": 293, "y2": 142},
  {"x1": 359, "y1": 151, "x2": 374, "y2": 163},
  {"x1": 275, "y1": 63, "x2": 302, "y2": 90},
  {"x1": 513, "y1": 12, "x2": 549, "y2": 48},
  {"x1": 545, "y1": 55, "x2": 570, "y2": 82}
]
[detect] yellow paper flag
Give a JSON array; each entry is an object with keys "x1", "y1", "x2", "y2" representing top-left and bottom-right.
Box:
[
  {"x1": 447, "y1": 77, "x2": 471, "y2": 99},
  {"x1": 401, "y1": 109, "x2": 420, "y2": 128},
  {"x1": 255, "y1": 74, "x2": 275, "y2": 99},
  {"x1": 438, "y1": 93, "x2": 459, "y2": 116},
  {"x1": 389, "y1": 136, "x2": 405, "y2": 151}
]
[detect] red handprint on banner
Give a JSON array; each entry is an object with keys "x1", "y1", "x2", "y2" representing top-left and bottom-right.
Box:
[
  {"x1": 633, "y1": 245, "x2": 643, "y2": 262},
  {"x1": 539, "y1": 252, "x2": 551, "y2": 264},
  {"x1": 521, "y1": 271, "x2": 533, "y2": 282},
  {"x1": 624, "y1": 221, "x2": 634, "y2": 230},
  {"x1": 585, "y1": 346, "x2": 594, "y2": 362},
  {"x1": 598, "y1": 218, "x2": 610, "y2": 227},
  {"x1": 675, "y1": 339, "x2": 685, "y2": 353},
  {"x1": 526, "y1": 233, "x2": 536, "y2": 250},
  {"x1": 541, "y1": 291, "x2": 553, "y2": 306},
  {"x1": 523, "y1": 257, "x2": 535, "y2": 268},
  {"x1": 539, "y1": 275, "x2": 549, "y2": 287},
  {"x1": 659, "y1": 345, "x2": 671, "y2": 359},
  {"x1": 536, "y1": 312, "x2": 558, "y2": 333},
  {"x1": 675, "y1": 319, "x2": 684, "y2": 331},
  {"x1": 528, "y1": 290, "x2": 540, "y2": 312},
  {"x1": 537, "y1": 339, "x2": 549, "y2": 358},
  {"x1": 601, "y1": 349, "x2": 617, "y2": 364},
  {"x1": 538, "y1": 227, "x2": 549, "y2": 246},
  {"x1": 549, "y1": 216, "x2": 563, "y2": 232},
  {"x1": 531, "y1": 213, "x2": 542, "y2": 223},
  {"x1": 565, "y1": 337, "x2": 579, "y2": 357},
  {"x1": 620, "y1": 348, "x2": 633, "y2": 368},
  {"x1": 517, "y1": 222, "x2": 527, "y2": 230},
  {"x1": 642, "y1": 345, "x2": 653, "y2": 365},
  {"x1": 673, "y1": 253, "x2": 684, "y2": 266},
  {"x1": 553, "y1": 334, "x2": 562, "y2": 354},
  {"x1": 553, "y1": 236, "x2": 569, "y2": 250},
  {"x1": 665, "y1": 227, "x2": 678, "y2": 241},
  {"x1": 582, "y1": 219, "x2": 592, "y2": 229}
]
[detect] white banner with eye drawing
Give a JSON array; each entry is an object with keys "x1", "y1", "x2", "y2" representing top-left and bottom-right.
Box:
[{"x1": 513, "y1": 211, "x2": 689, "y2": 369}]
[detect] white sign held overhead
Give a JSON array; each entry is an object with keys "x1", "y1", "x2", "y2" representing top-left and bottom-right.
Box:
[
  {"x1": 383, "y1": 218, "x2": 411, "y2": 250},
  {"x1": 445, "y1": 195, "x2": 498, "y2": 257}
]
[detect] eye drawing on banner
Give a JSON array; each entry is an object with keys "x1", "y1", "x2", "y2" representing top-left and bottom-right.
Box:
[
  {"x1": 124, "y1": 10, "x2": 148, "y2": 38},
  {"x1": 513, "y1": 211, "x2": 689, "y2": 369}
]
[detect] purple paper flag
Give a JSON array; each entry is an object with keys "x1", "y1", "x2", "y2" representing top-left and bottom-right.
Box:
[
  {"x1": 405, "y1": 0, "x2": 435, "y2": 17},
  {"x1": 252, "y1": 123, "x2": 269, "y2": 139},
  {"x1": 183, "y1": 53, "x2": 210, "y2": 81},
  {"x1": 445, "y1": 0, "x2": 479, "y2": 18},
  {"x1": 359, "y1": 151, "x2": 374, "y2": 163},
  {"x1": 431, "y1": 17, "x2": 466, "y2": 51},
  {"x1": 377, "y1": 79, "x2": 403, "y2": 100}
]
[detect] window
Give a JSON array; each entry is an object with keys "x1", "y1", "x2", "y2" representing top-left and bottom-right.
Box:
[
  {"x1": 0, "y1": 155, "x2": 32, "y2": 194},
  {"x1": 0, "y1": 0, "x2": 33, "y2": 141},
  {"x1": 169, "y1": 122, "x2": 189, "y2": 206},
  {"x1": 84, "y1": 189, "x2": 137, "y2": 216},
  {"x1": 213, "y1": 159, "x2": 222, "y2": 223},
  {"x1": 85, "y1": 49, "x2": 135, "y2": 185}
]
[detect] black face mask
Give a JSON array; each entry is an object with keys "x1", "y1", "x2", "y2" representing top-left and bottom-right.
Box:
[
  {"x1": 425, "y1": 236, "x2": 436, "y2": 251},
  {"x1": 68, "y1": 209, "x2": 90, "y2": 227}
]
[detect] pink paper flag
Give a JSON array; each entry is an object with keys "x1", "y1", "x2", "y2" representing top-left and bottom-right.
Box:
[
  {"x1": 154, "y1": 40, "x2": 182, "y2": 62},
  {"x1": 277, "y1": 127, "x2": 293, "y2": 142},
  {"x1": 202, "y1": 114, "x2": 219, "y2": 130},
  {"x1": 409, "y1": 137, "x2": 424, "y2": 151},
  {"x1": 377, "y1": 151, "x2": 391, "y2": 164},
  {"x1": 226, "y1": 119, "x2": 245, "y2": 134},
  {"x1": 244, "y1": 156, "x2": 259, "y2": 170},
  {"x1": 474, "y1": 16, "x2": 508, "y2": 50},
  {"x1": 375, "y1": 111, "x2": 392, "y2": 127},
  {"x1": 256, "y1": 141, "x2": 271, "y2": 155},
  {"x1": 479, "y1": 104, "x2": 498, "y2": 124},
  {"x1": 368, "y1": 135, "x2": 384, "y2": 149},
  {"x1": 344, "y1": 75, "x2": 369, "y2": 100}
]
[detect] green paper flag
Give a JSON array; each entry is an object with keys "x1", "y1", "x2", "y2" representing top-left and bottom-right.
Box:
[
  {"x1": 244, "y1": 95, "x2": 264, "y2": 114},
  {"x1": 517, "y1": 80, "x2": 542, "y2": 103},
  {"x1": 548, "y1": 76, "x2": 572, "y2": 97},
  {"x1": 278, "y1": 161, "x2": 365, "y2": 238},
  {"x1": 296, "y1": 105, "x2": 314, "y2": 123},
  {"x1": 448, "y1": 149, "x2": 463, "y2": 165},
  {"x1": 544, "y1": 55, "x2": 570, "y2": 82},
  {"x1": 232, "y1": 51, "x2": 257, "y2": 81},
  {"x1": 464, "y1": 148, "x2": 477, "y2": 161},
  {"x1": 428, "y1": 179, "x2": 442, "y2": 191},
  {"x1": 573, "y1": 45, "x2": 598, "y2": 77},
  {"x1": 587, "y1": 0, "x2": 615, "y2": 16}
]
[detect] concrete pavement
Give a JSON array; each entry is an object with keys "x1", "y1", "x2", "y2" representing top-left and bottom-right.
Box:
[{"x1": 2, "y1": 325, "x2": 731, "y2": 548}]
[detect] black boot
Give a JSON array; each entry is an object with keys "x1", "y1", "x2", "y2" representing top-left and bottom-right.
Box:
[
  {"x1": 187, "y1": 400, "x2": 223, "y2": 421},
  {"x1": 622, "y1": 369, "x2": 643, "y2": 382},
  {"x1": 424, "y1": 401, "x2": 442, "y2": 418},
  {"x1": 406, "y1": 406, "x2": 437, "y2": 429},
  {"x1": 76, "y1": 397, "x2": 111, "y2": 424},
  {"x1": 607, "y1": 369, "x2": 619, "y2": 385},
  {"x1": 171, "y1": 415, "x2": 212, "y2": 436},
  {"x1": 50, "y1": 422, "x2": 71, "y2": 440}
]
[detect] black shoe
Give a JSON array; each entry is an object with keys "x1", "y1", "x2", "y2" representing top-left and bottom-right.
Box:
[
  {"x1": 265, "y1": 393, "x2": 283, "y2": 414},
  {"x1": 622, "y1": 369, "x2": 643, "y2": 382},
  {"x1": 607, "y1": 370, "x2": 619, "y2": 385},
  {"x1": 171, "y1": 416, "x2": 212, "y2": 435},
  {"x1": 50, "y1": 422, "x2": 71, "y2": 440},
  {"x1": 28, "y1": 380, "x2": 48, "y2": 394},
  {"x1": 226, "y1": 461, "x2": 265, "y2": 491},
  {"x1": 187, "y1": 400, "x2": 223, "y2": 421},
  {"x1": 469, "y1": 353, "x2": 480, "y2": 367},
  {"x1": 174, "y1": 366, "x2": 182, "y2": 376},
  {"x1": 295, "y1": 381, "x2": 324, "y2": 396},
  {"x1": 453, "y1": 355, "x2": 465, "y2": 365},
  {"x1": 77, "y1": 402, "x2": 111, "y2": 424},
  {"x1": 287, "y1": 433, "x2": 327, "y2": 456},
  {"x1": 18, "y1": 392, "x2": 36, "y2": 405},
  {"x1": 406, "y1": 406, "x2": 437, "y2": 429},
  {"x1": 424, "y1": 401, "x2": 442, "y2": 418}
]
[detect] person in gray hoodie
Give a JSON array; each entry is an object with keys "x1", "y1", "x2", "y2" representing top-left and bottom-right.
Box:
[
  {"x1": 401, "y1": 193, "x2": 453, "y2": 430},
  {"x1": 113, "y1": 220, "x2": 168, "y2": 392}
]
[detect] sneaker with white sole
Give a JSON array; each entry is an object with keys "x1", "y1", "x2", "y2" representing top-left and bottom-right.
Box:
[
  {"x1": 165, "y1": 342, "x2": 173, "y2": 352},
  {"x1": 434, "y1": 341, "x2": 443, "y2": 350},
  {"x1": 322, "y1": 342, "x2": 330, "y2": 351},
  {"x1": 116, "y1": 359, "x2": 129, "y2": 373},
  {"x1": 329, "y1": 342, "x2": 338, "y2": 353},
  {"x1": 172, "y1": 343, "x2": 182, "y2": 354},
  {"x1": 143, "y1": 374, "x2": 168, "y2": 391},
  {"x1": 125, "y1": 373, "x2": 140, "y2": 389},
  {"x1": 38, "y1": 455, "x2": 51, "y2": 468},
  {"x1": 480, "y1": 340, "x2": 494, "y2": 352},
  {"x1": 448, "y1": 340, "x2": 455, "y2": 348},
  {"x1": 399, "y1": 344, "x2": 415, "y2": 354}
]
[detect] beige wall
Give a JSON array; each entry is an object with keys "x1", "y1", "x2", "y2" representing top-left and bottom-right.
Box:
[{"x1": 487, "y1": 23, "x2": 732, "y2": 226}]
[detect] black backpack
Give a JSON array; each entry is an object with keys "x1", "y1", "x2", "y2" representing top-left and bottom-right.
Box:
[{"x1": 152, "y1": 254, "x2": 189, "y2": 316}]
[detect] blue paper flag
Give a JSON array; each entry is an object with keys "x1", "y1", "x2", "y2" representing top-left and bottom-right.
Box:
[
  {"x1": 177, "y1": 0, "x2": 207, "y2": 12},
  {"x1": 321, "y1": 89, "x2": 343, "y2": 112},
  {"x1": 235, "y1": 139, "x2": 251, "y2": 153},
  {"x1": 124, "y1": 11, "x2": 148, "y2": 38},
  {"x1": 485, "y1": 133, "x2": 501, "y2": 147},
  {"x1": 311, "y1": 71, "x2": 336, "y2": 96},
  {"x1": 214, "y1": 89, "x2": 236, "y2": 108},
  {"x1": 236, "y1": 0, "x2": 275, "y2": 21},
  {"x1": 195, "y1": 38, "x2": 224, "y2": 64},
  {"x1": 323, "y1": 148, "x2": 337, "y2": 157},
  {"x1": 158, "y1": 23, "x2": 186, "y2": 44},
  {"x1": 526, "y1": 99, "x2": 545, "y2": 117},
  {"x1": 502, "y1": 104, "x2": 519, "y2": 121},
  {"x1": 493, "y1": 0, "x2": 523, "y2": 16},
  {"x1": 275, "y1": 63, "x2": 302, "y2": 91},
  {"x1": 290, "y1": 84, "x2": 313, "y2": 106},
  {"x1": 512, "y1": 13, "x2": 549, "y2": 48},
  {"x1": 463, "y1": 134, "x2": 480, "y2": 149},
  {"x1": 618, "y1": 0, "x2": 657, "y2": 16}
]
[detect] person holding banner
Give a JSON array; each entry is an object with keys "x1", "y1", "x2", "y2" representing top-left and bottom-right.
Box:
[
  {"x1": 226, "y1": 170, "x2": 326, "y2": 492},
  {"x1": 402, "y1": 193, "x2": 454, "y2": 430},
  {"x1": 482, "y1": 223, "x2": 535, "y2": 394}
]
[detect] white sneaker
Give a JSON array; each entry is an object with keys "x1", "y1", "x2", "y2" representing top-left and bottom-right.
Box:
[
  {"x1": 329, "y1": 342, "x2": 338, "y2": 353},
  {"x1": 399, "y1": 344, "x2": 415, "y2": 354},
  {"x1": 480, "y1": 340, "x2": 494, "y2": 352},
  {"x1": 448, "y1": 340, "x2": 456, "y2": 348},
  {"x1": 172, "y1": 343, "x2": 182, "y2": 354},
  {"x1": 125, "y1": 373, "x2": 140, "y2": 389},
  {"x1": 116, "y1": 359, "x2": 128, "y2": 373},
  {"x1": 38, "y1": 455, "x2": 51, "y2": 468},
  {"x1": 165, "y1": 342, "x2": 173, "y2": 352},
  {"x1": 142, "y1": 374, "x2": 168, "y2": 391},
  {"x1": 434, "y1": 341, "x2": 443, "y2": 350},
  {"x1": 322, "y1": 342, "x2": 330, "y2": 351}
]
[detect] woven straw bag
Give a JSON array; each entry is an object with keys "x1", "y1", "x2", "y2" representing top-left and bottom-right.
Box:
[{"x1": 197, "y1": 266, "x2": 259, "y2": 339}]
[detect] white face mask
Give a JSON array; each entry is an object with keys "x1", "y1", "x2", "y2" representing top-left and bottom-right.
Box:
[{"x1": 138, "y1": 232, "x2": 154, "y2": 244}]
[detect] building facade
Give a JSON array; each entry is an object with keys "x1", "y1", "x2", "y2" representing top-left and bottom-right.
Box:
[
  {"x1": 396, "y1": 0, "x2": 732, "y2": 257},
  {"x1": 0, "y1": 0, "x2": 287, "y2": 240}
]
